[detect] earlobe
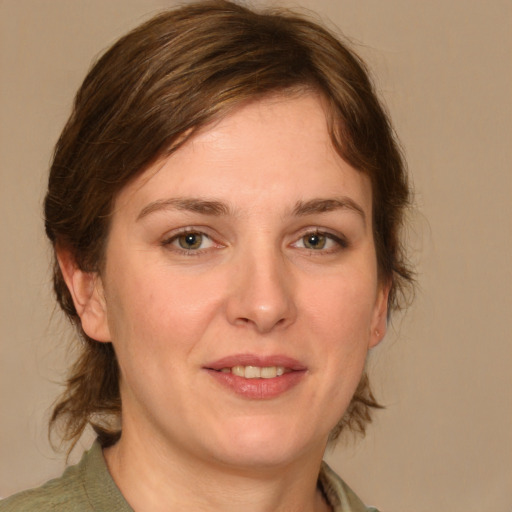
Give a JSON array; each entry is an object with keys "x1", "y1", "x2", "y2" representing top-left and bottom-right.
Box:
[
  {"x1": 57, "y1": 248, "x2": 111, "y2": 342},
  {"x1": 369, "y1": 281, "x2": 391, "y2": 348}
]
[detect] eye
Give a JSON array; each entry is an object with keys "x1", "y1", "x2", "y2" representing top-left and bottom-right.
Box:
[
  {"x1": 165, "y1": 231, "x2": 214, "y2": 251},
  {"x1": 292, "y1": 230, "x2": 347, "y2": 252},
  {"x1": 302, "y1": 232, "x2": 328, "y2": 250}
]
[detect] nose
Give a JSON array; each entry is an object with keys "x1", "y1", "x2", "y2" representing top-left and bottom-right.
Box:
[{"x1": 225, "y1": 247, "x2": 297, "y2": 334}]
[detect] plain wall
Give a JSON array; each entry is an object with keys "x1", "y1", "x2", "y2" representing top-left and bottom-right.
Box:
[{"x1": 1, "y1": 1, "x2": 511, "y2": 511}]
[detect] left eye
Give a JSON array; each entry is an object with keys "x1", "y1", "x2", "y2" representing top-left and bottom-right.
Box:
[
  {"x1": 292, "y1": 232, "x2": 341, "y2": 251},
  {"x1": 168, "y1": 232, "x2": 214, "y2": 251}
]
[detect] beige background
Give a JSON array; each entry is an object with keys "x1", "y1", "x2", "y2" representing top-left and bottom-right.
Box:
[{"x1": 1, "y1": 1, "x2": 511, "y2": 511}]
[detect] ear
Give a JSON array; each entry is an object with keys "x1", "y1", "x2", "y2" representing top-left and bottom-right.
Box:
[
  {"x1": 368, "y1": 280, "x2": 391, "y2": 349},
  {"x1": 57, "y1": 247, "x2": 111, "y2": 342}
]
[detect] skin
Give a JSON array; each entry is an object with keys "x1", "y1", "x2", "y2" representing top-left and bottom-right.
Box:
[{"x1": 60, "y1": 93, "x2": 389, "y2": 512}]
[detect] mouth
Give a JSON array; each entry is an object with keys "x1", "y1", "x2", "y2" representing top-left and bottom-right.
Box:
[
  {"x1": 204, "y1": 354, "x2": 307, "y2": 399},
  {"x1": 205, "y1": 354, "x2": 306, "y2": 375},
  {"x1": 216, "y1": 365, "x2": 290, "y2": 379}
]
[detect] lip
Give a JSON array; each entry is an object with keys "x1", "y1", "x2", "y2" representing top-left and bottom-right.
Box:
[
  {"x1": 204, "y1": 353, "x2": 307, "y2": 371},
  {"x1": 203, "y1": 353, "x2": 307, "y2": 400}
]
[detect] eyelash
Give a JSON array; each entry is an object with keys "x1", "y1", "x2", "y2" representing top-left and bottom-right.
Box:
[
  {"x1": 161, "y1": 228, "x2": 349, "y2": 255},
  {"x1": 161, "y1": 228, "x2": 218, "y2": 255},
  {"x1": 292, "y1": 229, "x2": 349, "y2": 253}
]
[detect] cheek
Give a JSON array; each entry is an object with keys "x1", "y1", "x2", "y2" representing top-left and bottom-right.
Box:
[
  {"x1": 304, "y1": 270, "x2": 379, "y2": 340},
  {"x1": 302, "y1": 268, "x2": 379, "y2": 403},
  {"x1": 104, "y1": 259, "x2": 225, "y2": 353}
]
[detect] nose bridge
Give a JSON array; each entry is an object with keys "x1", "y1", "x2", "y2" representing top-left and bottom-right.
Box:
[{"x1": 226, "y1": 239, "x2": 296, "y2": 333}]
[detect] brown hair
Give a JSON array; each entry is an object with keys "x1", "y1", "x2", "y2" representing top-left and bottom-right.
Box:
[{"x1": 45, "y1": 0, "x2": 413, "y2": 450}]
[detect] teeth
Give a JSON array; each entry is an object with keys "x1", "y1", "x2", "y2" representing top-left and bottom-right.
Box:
[
  {"x1": 221, "y1": 365, "x2": 286, "y2": 379},
  {"x1": 232, "y1": 365, "x2": 245, "y2": 377},
  {"x1": 260, "y1": 366, "x2": 277, "y2": 378},
  {"x1": 245, "y1": 365, "x2": 261, "y2": 378}
]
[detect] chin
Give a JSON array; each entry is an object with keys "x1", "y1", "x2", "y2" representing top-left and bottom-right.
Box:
[{"x1": 206, "y1": 417, "x2": 325, "y2": 470}]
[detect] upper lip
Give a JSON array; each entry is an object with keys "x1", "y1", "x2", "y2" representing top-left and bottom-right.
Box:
[{"x1": 204, "y1": 353, "x2": 307, "y2": 371}]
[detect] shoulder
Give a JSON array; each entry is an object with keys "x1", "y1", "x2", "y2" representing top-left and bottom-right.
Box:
[
  {"x1": 0, "y1": 441, "x2": 130, "y2": 512},
  {"x1": 319, "y1": 461, "x2": 380, "y2": 512},
  {"x1": 0, "y1": 461, "x2": 90, "y2": 512}
]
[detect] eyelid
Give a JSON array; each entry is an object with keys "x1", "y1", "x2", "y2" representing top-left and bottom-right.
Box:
[
  {"x1": 161, "y1": 227, "x2": 224, "y2": 254},
  {"x1": 160, "y1": 226, "x2": 348, "y2": 255},
  {"x1": 290, "y1": 228, "x2": 349, "y2": 251}
]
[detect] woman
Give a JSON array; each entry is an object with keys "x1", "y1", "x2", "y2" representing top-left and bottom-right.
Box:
[{"x1": 1, "y1": 1, "x2": 412, "y2": 511}]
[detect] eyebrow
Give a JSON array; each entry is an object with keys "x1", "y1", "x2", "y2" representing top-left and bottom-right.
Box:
[
  {"x1": 137, "y1": 196, "x2": 366, "y2": 224},
  {"x1": 293, "y1": 197, "x2": 366, "y2": 224},
  {"x1": 137, "y1": 198, "x2": 231, "y2": 220}
]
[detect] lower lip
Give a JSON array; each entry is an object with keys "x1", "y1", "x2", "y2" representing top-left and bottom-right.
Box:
[{"x1": 205, "y1": 370, "x2": 306, "y2": 399}]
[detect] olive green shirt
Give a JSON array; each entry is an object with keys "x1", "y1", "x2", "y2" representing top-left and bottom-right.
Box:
[{"x1": 0, "y1": 442, "x2": 379, "y2": 511}]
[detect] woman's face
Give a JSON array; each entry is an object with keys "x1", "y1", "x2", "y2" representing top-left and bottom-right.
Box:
[{"x1": 80, "y1": 93, "x2": 389, "y2": 469}]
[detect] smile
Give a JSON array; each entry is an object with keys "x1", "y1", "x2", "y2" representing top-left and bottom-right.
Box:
[
  {"x1": 218, "y1": 365, "x2": 289, "y2": 379},
  {"x1": 205, "y1": 355, "x2": 306, "y2": 399}
]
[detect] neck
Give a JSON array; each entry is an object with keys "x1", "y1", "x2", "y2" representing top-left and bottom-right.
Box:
[{"x1": 104, "y1": 426, "x2": 331, "y2": 512}]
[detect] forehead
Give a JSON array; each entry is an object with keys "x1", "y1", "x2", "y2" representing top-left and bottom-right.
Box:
[{"x1": 113, "y1": 92, "x2": 372, "y2": 220}]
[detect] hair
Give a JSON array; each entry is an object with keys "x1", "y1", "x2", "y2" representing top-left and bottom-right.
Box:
[{"x1": 45, "y1": 0, "x2": 413, "y2": 450}]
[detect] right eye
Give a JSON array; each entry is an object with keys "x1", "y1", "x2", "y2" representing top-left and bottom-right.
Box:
[{"x1": 163, "y1": 231, "x2": 215, "y2": 252}]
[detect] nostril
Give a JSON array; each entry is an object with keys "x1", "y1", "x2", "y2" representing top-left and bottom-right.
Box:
[
  {"x1": 233, "y1": 314, "x2": 289, "y2": 332},
  {"x1": 225, "y1": 271, "x2": 297, "y2": 332}
]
